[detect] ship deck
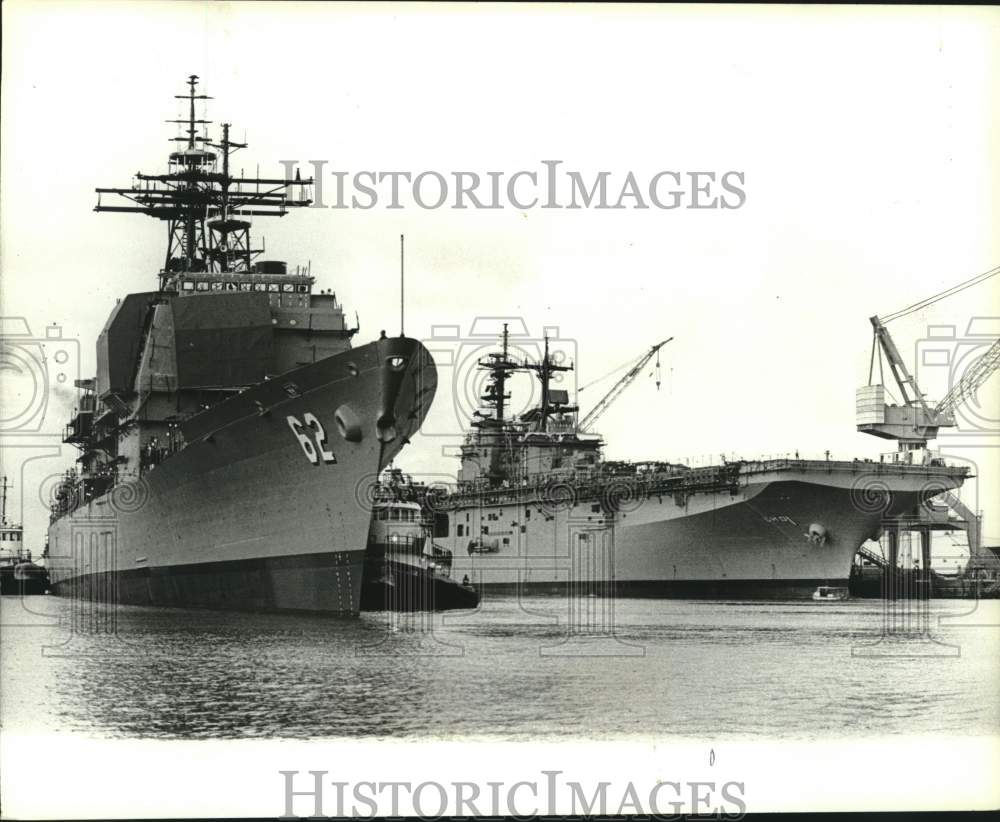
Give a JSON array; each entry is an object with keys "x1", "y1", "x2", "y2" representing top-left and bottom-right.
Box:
[{"x1": 442, "y1": 457, "x2": 970, "y2": 508}]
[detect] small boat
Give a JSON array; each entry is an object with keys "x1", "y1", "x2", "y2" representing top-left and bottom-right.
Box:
[
  {"x1": 812, "y1": 585, "x2": 848, "y2": 601},
  {"x1": 359, "y1": 471, "x2": 480, "y2": 612},
  {"x1": 1, "y1": 477, "x2": 49, "y2": 596}
]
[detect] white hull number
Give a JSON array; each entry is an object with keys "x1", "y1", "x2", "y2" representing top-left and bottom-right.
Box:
[{"x1": 287, "y1": 413, "x2": 337, "y2": 465}]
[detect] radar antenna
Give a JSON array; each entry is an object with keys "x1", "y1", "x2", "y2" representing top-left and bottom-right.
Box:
[{"x1": 94, "y1": 75, "x2": 315, "y2": 288}]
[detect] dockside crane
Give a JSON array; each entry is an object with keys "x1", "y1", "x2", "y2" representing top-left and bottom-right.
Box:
[
  {"x1": 857, "y1": 265, "x2": 1000, "y2": 571},
  {"x1": 578, "y1": 338, "x2": 673, "y2": 433},
  {"x1": 857, "y1": 266, "x2": 1000, "y2": 454}
]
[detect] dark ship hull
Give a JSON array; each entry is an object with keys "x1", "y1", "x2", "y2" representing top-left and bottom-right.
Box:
[
  {"x1": 48, "y1": 337, "x2": 436, "y2": 615},
  {"x1": 0, "y1": 563, "x2": 49, "y2": 596},
  {"x1": 360, "y1": 552, "x2": 479, "y2": 612}
]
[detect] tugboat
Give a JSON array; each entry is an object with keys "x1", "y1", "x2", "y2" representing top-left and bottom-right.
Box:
[
  {"x1": 0, "y1": 477, "x2": 48, "y2": 596},
  {"x1": 360, "y1": 470, "x2": 479, "y2": 611}
]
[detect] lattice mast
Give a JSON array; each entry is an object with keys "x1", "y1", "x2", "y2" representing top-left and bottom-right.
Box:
[{"x1": 94, "y1": 75, "x2": 314, "y2": 288}]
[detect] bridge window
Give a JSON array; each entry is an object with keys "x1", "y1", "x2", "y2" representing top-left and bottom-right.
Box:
[
  {"x1": 282, "y1": 283, "x2": 295, "y2": 292},
  {"x1": 254, "y1": 283, "x2": 267, "y2": 292},
  {"x1": 239, "y1": 283, "x2": 252, "y2": 291},
  {"x1": 196, "y1": 281, "x2": 209, "y2": 291},
  {"x1": 268, "y1": 283, "x2": 280, "y2": 292},
  {"x1": 181, "y1": 281, "x2": 195, "y2": 291},
  {"x1": 211, "y1": 282, "x2": 223, "y2": 291},
  {"x1": 297, "y1": 285, "x2": 309, "y2": 293}
]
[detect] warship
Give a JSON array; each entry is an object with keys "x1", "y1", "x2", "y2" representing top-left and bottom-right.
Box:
[
  {"x1": 432, "y1": 325, "x2": 970, "y2": 598},
  {"x1": 46, "y1": 76, "x2": 437, "y2": 615}
]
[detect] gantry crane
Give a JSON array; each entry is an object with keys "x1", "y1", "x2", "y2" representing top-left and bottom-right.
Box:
[
  {"x1": 577, "y1": 338, "x2": 673, "y2": 433},
  {"x1": 857, "y1": 266, "x2": 1000, "y2": 452}
]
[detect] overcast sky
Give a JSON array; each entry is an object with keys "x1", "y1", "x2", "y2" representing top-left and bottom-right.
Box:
[{"x1": 2, "y1": 2, "x2": 999, "y2": 547}]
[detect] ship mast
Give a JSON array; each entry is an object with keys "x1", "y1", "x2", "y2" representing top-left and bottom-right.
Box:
[
  {"x1": 473, "y1": 323, "x2": 520, "y2": 429},
  {"x1": 94, "y1": 75, "x2": 315, "y2": 289},
  {"x1": 1, "y1": 476, "x2": 9, "y2": 527},
  {"x1": 523, "y1": 335, "x2": 575, "y2": 433}
]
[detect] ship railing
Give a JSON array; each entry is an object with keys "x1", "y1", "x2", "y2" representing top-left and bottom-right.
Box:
[
  {"x1": 733, "y1": 457, "x2": 969, "y2": 480},
  {"x1": 443, "y1": 456, "x2": 969, "y2": 510}
]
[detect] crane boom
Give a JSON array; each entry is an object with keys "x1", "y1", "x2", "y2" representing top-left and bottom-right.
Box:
[
  {"x1": 578, "y1": 337, "x2": 672, "y2": 433},
  {"x1": 870, "y1": 316, "x2": 930, "y2": 413},
  {"x1": 934, "y1": 336, "x2": 1000, "y2": 416}
]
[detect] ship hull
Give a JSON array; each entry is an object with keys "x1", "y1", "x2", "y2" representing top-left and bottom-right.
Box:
[
  {"x1": 1, "y1": 565, "x2": 49, "y2": 596},
  {"x1": 442, "y1": 461, "x2": 966, "y2": 599},
  {"x1": 359, "y1": 554, "x2": 480, "y2": 612},
  {"x1": 47, "y1": 337, "x2": 436, "y2": 615}
]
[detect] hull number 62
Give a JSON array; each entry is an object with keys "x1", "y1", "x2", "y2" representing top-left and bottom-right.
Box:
[{"x1": 287, "y1": 413, "x2": 337, "y2": 465}]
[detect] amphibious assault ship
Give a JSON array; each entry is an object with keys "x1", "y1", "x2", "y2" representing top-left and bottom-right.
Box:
[
  {"x1": 433, "y1": 326, "x2": 969, "y2": 598},
  {"x1": 47, "y1": 76, "x2": 436, "y2": 614}
]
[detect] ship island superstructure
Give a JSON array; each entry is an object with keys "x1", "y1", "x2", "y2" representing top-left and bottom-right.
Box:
[
  {"x1": 48, "y1": 76, "x2": 437, "y2": 614},
  {"x1": 433, "y1": 326, "x2": 970, "y2": 597}
]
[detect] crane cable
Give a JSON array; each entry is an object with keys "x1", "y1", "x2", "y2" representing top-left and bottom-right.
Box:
[
  {"x1": 579, "y1": 351, "x2": 646, "y2": 393},
  {"x1": 580, "y1": 341, "x2": 669, "y2": 393},
  {"x1": 881, "y1": 265, "x2": 1000, "y2": 323}
]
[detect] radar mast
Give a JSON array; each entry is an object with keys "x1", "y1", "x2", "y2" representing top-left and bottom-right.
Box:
[{"x1": 94, "y1": 75, "x2": 315, "y2": 289}]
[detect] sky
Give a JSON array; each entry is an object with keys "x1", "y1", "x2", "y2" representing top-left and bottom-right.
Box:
[{"x1": 2, "y1": 2, "x2": 999, "y2": 550}]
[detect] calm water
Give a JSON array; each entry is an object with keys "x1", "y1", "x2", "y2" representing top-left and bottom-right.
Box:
[{"x1": 2, "y1": 594, "x2": 997, "y2": 741}]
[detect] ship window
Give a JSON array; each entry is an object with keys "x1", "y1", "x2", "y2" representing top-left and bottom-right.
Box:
[
  {"x1": 482, "y1": 526, "x2": 489, "y2": 535},
  {"x1": 297, "y1": 285, "x2": 309, "y2": 293},
  {"x1": 390, "y1": 508, "x2": 400, "y2": 521},
  {"x1": 525, "y1": 509, "x2": 531, "y2": 520},
  {"x1": 503, "y1": 538, "x2": 510, "y2": 546},
  {"x1": 520, "y1": 525, "x2": 526, "y2": 533},
  {"x1": 457, "y1": 524, "x2": 464, "y2": 537},
  {"x1": 181, "y1": 281, "x2": 195, "y2": 291},
  {"x1": 283, "y1": 283, "x2": 295, "y2": 292},
  {"x1": 223, "y1": 282, "x2": 238, "y2": 291},
  {"x1": 240, "y1": 283, "x2": 252, "y2": 291},
  {"x1": 252, "y1": 283, "x2": 265, "y2": 291},
  {"x1": 211, "y1": 282, "x2": 223, "y2": 291},
  {"x1": 268, "y1": 283, "x2": 280, "y2": 292},
  {"x1": 196, "y1": 281, "x2": 209, "y2": 291}
]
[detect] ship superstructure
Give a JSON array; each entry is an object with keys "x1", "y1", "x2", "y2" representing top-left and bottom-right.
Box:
[
  {"x1": 433, "y1": 327, "x2": 970, "y2": 598},
  {"x1": 47, "y1": 77, "x2": 437, "y2": 614}
]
